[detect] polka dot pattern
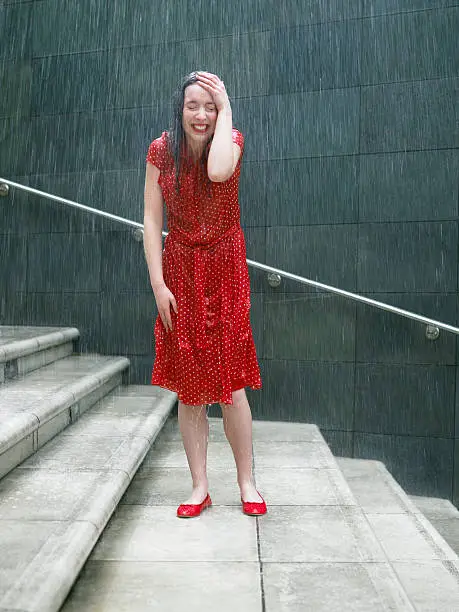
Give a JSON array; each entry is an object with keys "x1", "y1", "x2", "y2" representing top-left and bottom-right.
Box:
[{"x1": 146, "y1": 128, "x2": 262, "y2": 406}]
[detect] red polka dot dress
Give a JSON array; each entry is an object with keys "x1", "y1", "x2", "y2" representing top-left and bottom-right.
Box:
[{"x1": 146, "y1": 128, "x2": 262, "y2": 406}]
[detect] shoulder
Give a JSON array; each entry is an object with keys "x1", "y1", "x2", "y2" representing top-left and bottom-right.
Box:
[
  {"x1": 146, "y1": 131, "x2": 170, "y2": 167},
  {"x1": 151, "y1": 131, "x2": 169, "y2": 152},
  {"x1": 231, "y1": 128, "x2": 244, "y2": 150}
]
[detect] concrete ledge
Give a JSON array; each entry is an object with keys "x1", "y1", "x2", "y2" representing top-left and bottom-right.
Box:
[
  {"x1": 0, "y1": 386, "x2": 176, "y2": 612},
  {"x1": 0, "y1": 326, "x2": 80, "y2": 384},
  {"x1": 0, "y1": 356, "x2": 129, "y2": 479},
  {"x1": 0, "y1": 326, "x2": 79, "y2": 362},
  {"x1": 337, "y1": 457, "x2": 459, "y2": 608}
]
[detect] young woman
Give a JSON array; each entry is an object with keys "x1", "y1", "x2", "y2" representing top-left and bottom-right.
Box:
[{"x1": 143, "y1": 71, "x2": 266, "y2": 518}]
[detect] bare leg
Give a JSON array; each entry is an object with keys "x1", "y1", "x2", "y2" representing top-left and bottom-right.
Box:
[
  {"x1": 220, "y1": 389, "x2": 263, "y2": 503},
  {"x1": 178, "y1": 401, "x2": 209, "y2": 504}
]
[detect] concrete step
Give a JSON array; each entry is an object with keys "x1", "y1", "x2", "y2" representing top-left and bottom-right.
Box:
[
  {"x1": 0, "y1": 385, "x2": 177, "y2": 612},
  {"x1": 0, "y1": 326, "x2": 79, "y2": 383},
  {"x1": 60, "y1": 419, "x2": 438, "y2": 612},
  {"x1": 0, "y1": 353, "x2": 130, "y2": 479},
  {"x1": 337, "y1": 456, "x2": 459, "y2": 611},
  {"x1": 409, "y1": 494, "x2": 459, "y2": 557}
]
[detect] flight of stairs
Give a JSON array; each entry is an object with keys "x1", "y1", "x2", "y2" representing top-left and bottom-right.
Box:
[
  {"x1": 1, "y1": 326, "x2": 459, "y2": 611},
  {"x1": 0, "y1": 326, "x2": 176, "y2": 611}
]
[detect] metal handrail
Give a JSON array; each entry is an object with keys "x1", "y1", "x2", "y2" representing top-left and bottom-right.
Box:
[{"x1": 2, "y1": 177, "x2": 458, "y2": 336}]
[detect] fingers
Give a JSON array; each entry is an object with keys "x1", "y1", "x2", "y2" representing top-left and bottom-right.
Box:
[
  {"x1": 160, "y1": 294, "x2": 177, "y2": 332},
  {"x1": 160, "y1": 308, "x2": 172, "y2": 332},
  {"x1": 196, "y1": 71, "x2": 225, "y2": 90},
  {"x1": 197, "y1": 71, "x2": 221, "y2": 83}
]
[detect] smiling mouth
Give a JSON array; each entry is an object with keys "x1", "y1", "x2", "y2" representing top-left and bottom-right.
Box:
[{"x1": 192, "y1": 124, "x2": 208, "y2": 133}]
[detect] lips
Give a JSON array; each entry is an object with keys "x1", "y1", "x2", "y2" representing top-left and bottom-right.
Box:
[{"x1": 192, "y1": 124, "x2": 208, "y2": 133}]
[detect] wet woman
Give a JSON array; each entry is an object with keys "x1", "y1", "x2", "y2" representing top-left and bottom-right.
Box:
[{"x1": 143, "y1": 71, "x2": 266, "y2": 518}]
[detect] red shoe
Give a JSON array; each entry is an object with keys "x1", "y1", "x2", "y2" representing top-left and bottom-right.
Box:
[
  {"x1": 241, "y1": 491, "x2": 267, "y2": 516},
  {"x1": 177, "y1": 493, "x2": 212, "y2": 518}
]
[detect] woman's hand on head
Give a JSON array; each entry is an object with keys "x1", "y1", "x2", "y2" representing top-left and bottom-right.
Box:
[
  {"x1": 152, "y1": 283, "x2": 178, "y2": 332},
  {"x1": 196, "y1": 72, "x2": 230, "y2": 113}
]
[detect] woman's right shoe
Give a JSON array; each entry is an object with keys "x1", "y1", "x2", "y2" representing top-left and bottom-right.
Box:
[
  {"x1": 177, "y1": 493, "x2": 212, "y2": 518},
  {"x1": 241, "y1": 491, "x2": 267, "y2": 516}
]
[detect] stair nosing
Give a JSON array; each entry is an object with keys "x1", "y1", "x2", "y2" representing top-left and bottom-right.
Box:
[
  {"x1": 0, "y1": 390, "x2": 176, "y2": 612},
  {"x1": 0, "y1": 327, "x2": 80, "y2": 363},
  {"x1": 0, "y1": 356, "x2": 130, "y2": 456}
]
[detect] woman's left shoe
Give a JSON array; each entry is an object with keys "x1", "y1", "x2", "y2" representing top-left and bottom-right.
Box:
[
  {"x1": 177, "y1": 493, "x2": 212, "y2": 518},
  {"x1": 241, "y1": 491, "x2": 267, "y2": 516}
]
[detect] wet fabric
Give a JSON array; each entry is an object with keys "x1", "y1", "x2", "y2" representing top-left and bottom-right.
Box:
[{"x1": 146, "y1": 128, "x2": 262, "y2": 405}]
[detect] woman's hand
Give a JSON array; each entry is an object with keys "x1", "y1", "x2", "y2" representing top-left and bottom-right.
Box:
[
  {"x1": 152, "y1": 283, "x2": 178, "y2": 332},
  {"x1": 196, "y1": 71, "x2": 230, "y2": 113}
]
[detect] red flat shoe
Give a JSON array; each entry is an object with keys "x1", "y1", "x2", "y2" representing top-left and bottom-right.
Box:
[
  {"x1": 241, "y1": 491, "x2": 267, "y2": 516},
  {"x1": 177, "y1": 493, "x2": 212, "y2": 518}
]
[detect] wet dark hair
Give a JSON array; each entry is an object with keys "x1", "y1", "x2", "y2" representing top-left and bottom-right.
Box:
[{"x1": 167, "y1": 71, "x2": 212, "y2": 192}]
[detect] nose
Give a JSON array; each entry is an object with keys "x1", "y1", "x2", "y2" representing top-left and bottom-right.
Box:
[{"x1": 195, "y1": 106, "x2": 206, "y2": 120}]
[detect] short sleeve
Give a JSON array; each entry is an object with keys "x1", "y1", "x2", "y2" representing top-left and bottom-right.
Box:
[
  {"x1": 146, "y1": 138, "x2": 160, "y2": 168},
  {"x1": 232, "y1": 128, "x2": 244, "y2": 154},
  {"x1": 146, "y1": 132, "x2": 168, "y2": 169}
]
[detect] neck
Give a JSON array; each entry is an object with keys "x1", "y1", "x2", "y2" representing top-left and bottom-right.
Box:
[{"x1": 185, "y1": 137, "x2": 206, "y2": 161}]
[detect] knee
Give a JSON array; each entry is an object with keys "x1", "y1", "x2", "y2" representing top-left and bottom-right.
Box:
[
  {"x1": 178, "y1": 402, "x2": 207, "y2": 417},
  {"x1": 220, "y1": 389, "x2": 246, "y2": 413}
]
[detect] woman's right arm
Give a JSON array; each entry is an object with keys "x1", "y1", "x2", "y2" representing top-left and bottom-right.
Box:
[{"x1": 143, "y1": 162, "x2": 177, "y2": 331}]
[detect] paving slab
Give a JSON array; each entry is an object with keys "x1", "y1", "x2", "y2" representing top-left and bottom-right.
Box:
[
  {"x1": 120, "y1": 465, "x2": 241, "y2": 506},
  {"x1": 138, "y1": 439, "x2": 237, "y2": 471},
  {"x1": 259, "y1": 505, "x2": 386, "y2": 563},
  {"x1": 366, "y1": 512, "x2": 458, "y2": 562},
  {"x1": 61, "y1": 561, "x2": 262, "y2": 612},
  {"x1": 263, "y1": 562, "x2": 414, "y2": 611},
  {"x1": 252, "y1": 440, "x2": 335, "y2": 468},
  {"x1": 91, "y1": 504, "x2": 258, "y2": 563},
  {"x1": 255, "y1": 467, "x2": 356, "y2": 506},
  {"x1": 392, "y1": 561, "x2": 459, "y2": 612}
]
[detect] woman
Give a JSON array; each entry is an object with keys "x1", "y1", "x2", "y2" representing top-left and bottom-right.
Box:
[{"x1": 143, "y1": 71, "x2": 266, "y2": 518}]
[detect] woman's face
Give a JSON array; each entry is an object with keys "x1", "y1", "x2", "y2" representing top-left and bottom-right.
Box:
[{"x1": 182, "y1": 83, "x2": 217, "y2": 146}]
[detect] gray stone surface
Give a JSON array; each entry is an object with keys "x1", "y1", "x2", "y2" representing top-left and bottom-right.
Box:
[
  {"x1": 120, "y1": 465, "x2": 241, "y2": 506},
  {"x1": 0, "y1": 351, "x2": 130, "y2": 478},
  {"x1": 392, "y1": 561, "x2": 459, "y2": 612},
  {"x1": 91, "y1": 504, "x2": 258, "y2": 562},
  {"x1": 65, "y1": 417, "x2": 455, "y2": 612},
  {"x1": 410, "y1": 494, "x2": 459, "y2": 556},
  {"x1": 0, "y1": 384, "x2": 176, "y2": 612},
  {"x1": 0, "y1": 326, "x2": 79, "y2": 363},
  {"x1": 61, "y1": 561, "x2": 262, "y2": 612},
  {"x1": 263, "y1": 562, "x2": 414, "y2": 611},
  {"x1": 5, "y1": 408, "x2": 459, "y2": 611},
  {"x1": 338, "y1": 456, "x2": 459, "y2": 609},
  {"x1": 259, "y1": 505, "x2": 386, "y2": 563}
]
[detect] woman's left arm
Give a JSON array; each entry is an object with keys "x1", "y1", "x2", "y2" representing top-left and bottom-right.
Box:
[{"x1": 197, "y1": 72, "x2": 241, "y2": 182}]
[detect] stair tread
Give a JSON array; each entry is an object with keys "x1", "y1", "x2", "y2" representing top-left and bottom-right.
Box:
[
  {"x1": 0, "y1": 354, "x2": 130, "y2": 455},
  {"x1": 0, "y1": 386, "x2": 176, "y2": 611},
  {"x1": 336, "y1": 457, "x2": 459, "y2": 561},
  {"x1": 0, "y1": 326, "x2": 79, "y2": 362}
]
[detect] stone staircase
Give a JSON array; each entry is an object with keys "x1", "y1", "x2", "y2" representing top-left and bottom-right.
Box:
[
  {"x1": 0, "y1": 326, "x2": 176, "y2": 611},
  {"x1": 1, "y1": 326, "x2": 459, "y2": 611}
]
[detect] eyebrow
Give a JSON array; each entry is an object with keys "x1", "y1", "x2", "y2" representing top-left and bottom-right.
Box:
[{"x1": 184, "y1": 99, "x2": 215, "y2": 104}]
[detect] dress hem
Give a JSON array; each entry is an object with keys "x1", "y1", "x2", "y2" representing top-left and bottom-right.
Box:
[{"x1": 150, "y1": 379, "x2": 262, "y2": 406}]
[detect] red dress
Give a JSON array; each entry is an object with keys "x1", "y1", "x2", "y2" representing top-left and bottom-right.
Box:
[{"x1": 146, "y1": 128, "x2": 262, "y2": 406}]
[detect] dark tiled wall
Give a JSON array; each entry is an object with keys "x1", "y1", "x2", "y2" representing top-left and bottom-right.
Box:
[{"x1": 1, "y1": 1, "x2": 458, "y2": 503}]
